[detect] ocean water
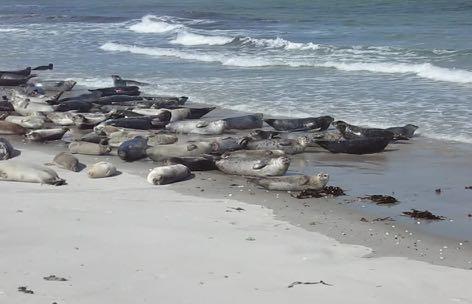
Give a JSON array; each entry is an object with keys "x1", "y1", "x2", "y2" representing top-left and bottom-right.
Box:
[{"x1": 1, "y1": 0, "x2": 472, "y2": 143}]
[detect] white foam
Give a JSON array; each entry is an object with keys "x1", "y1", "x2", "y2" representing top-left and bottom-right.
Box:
[
  {"x1": 170, "y1": 31, "x2": 233, "y2": 46},
  {"x1": 128, "y1": 15, "x2": 184, "y2": 33},
  {"x1": 100, "y1": 42, "x2": 274, "y2": 67},
  {"x1": 318, "y1": 62, "x2": 472, "y2": 84},
  {"x1": 240, "y1": 36, "x2": 321, "y2": 51},
  {"x1": 0, "y1": 28, "x2": 24, "y2": 32}
]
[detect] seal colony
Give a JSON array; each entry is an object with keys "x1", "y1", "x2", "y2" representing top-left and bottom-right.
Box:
[{"x1": 0, "y1": 65, "x2": 419, "y2": 192}]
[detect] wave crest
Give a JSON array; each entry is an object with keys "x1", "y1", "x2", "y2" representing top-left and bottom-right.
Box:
[
  {"x1": 128, "y1": 15, "x2": 184, "y2": 33},
  {"x1": 170, "y1": 31, "x2": 233, "y2": 46}
]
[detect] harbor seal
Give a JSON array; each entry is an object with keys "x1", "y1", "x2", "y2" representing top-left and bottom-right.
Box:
[
  {"x1": 54, "y1": 100, "x2": 93, "y2": 112},
  {"x1": 248, "y1": 173, "x2": 329, "y2": 191},
  {"x1": 249, "y1": 129, "x2": 282, "y2": 140},
  {"x1": 52, "y1": 152, "x2": 81, "y2": 172},
  {"x1": 163, "y1": 155, "x2": 218, "y2": 171},
  {"x1": 97, "y1": 113, "x2": 171, "y2": 130},
  {"x1": 26, "y1": 128, "x2": 68, "y2": 141},
  {"x1": 0, "y1": 138, "x2": 14, "y2": 160},
  {"x1": 317, "y1": 137, "x2": 390, "y2": 154},
  {"x1": 147, "y1": 133, "x2": 178, "y2": 146},
  {"x1": 246, "y1": 137, "x2": 308, "y2": 155},
  {"x1": 386, "y1": 124, "x2": 419, "y2": 140},
  {"x1": 0, "y1": 161, "x2": 66, "y2": 185},
  {"x1": 223, "y1": 114, "x2": 263, "y2": 130},
  {"x1": 0, "y1": 121, "x2": 27, "y2": 135},
  {"x1": 211, "y1": 136, "x2": 249, "y2": 154},
  {"x1": 117, "y1": 136, "x2": 148, "y2": 162},
  {"x1": 46, "y1": 112, "x2": 75, "y2": 126},
  {"x1": 111, "y1": 75, "x2": 149, "y2": 87},
  {"x1": 215, "y1": 156, "x2": 290, "y2": 177},
  {"x1": 89, "y1": 86, "x2": 140, "y2": 97},
  {"x1": 147, "y1": 164, "x2": 192, "y2": 185},
  {"x1": 68, "y1": 141, "x2": 111, "y2": 155},
  {"x1": 32, "y1": 63, "x2": 53, "y2": 71},
  {"x1": 88, "y1": 161, "x2": 117, "y2": 178},
  {"x1": 146, "y1": 141, "x2": 212, "y2": 162},
  {"x1": 166, "y1": 119, "x2": 227, "y2": 135},
  {"x1": 265, "y1": 116, "x2": 334, "y2": 131},
  {"x1": 72, "y1": 113, "x2": 107, "y2": 129},
  {"x1": 5, "y1": 115, "x2": 45, "y2": 129},
  {"x1": 333, "y1": 121, "x2": 394, "y2": 140},
  {"x1": 221, "y1": 149, "x2": 286, "y2": 159}
]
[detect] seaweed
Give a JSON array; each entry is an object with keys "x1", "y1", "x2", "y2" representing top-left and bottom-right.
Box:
[
  {"x1": 362, "y1": 195, "x2": 398, "y2": 205},
  {"x1": 290, "y1": 186, "x2": 345, "y2": 199},
  {"x1": 402, "y1": 209, "x2": 445, "y2": 220}
]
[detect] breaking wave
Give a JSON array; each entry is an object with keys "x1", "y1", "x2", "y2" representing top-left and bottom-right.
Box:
[{"x1": 170, "y1": 31, "x2": 233, "y2": 46}]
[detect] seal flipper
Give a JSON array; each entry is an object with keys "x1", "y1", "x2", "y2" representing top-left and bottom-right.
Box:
[{"x1": 252, "y1": 160, "x2": 267, "y2": 170}]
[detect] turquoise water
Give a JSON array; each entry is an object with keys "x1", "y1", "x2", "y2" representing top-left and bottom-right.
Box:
[{"x1": 1, "y1": 0, "x2": 472, "y2": 142}]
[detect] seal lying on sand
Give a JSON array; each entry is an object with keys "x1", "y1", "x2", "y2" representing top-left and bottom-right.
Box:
[
  {"x1": 46, "y1": 112, "x2": 75, "y2": 126},
  {"x1": 69, "y1": 141, "x2": 111, "y2": 155},
  {"x1": 54, "y1": 100, "x2": 93, "y2": 112},
  {"x1": 147, "y1": 134, "x2": 178, "y2": 146},
  {"x1": 111, "y1": 75, "x2": 150, "y2": 87},
  {"x1": 0, "y1": 121, "x2": 27, "y2": 135},
  {"x1": 147, "y1": 164, "x2": 191, "y2": 185},
  {"x1": 0, "y1": 138, "x2": 14, "y2": 160},
  {"x1": 264, "y1": 116, "x2": 334, "y2": 131},
  {"x1": 88, "y1": 161, "x2": 116, "y2": 178},
  {"x1": 223, "y1": 114, "x2": 263, "y2": 130},
  {"x1": 0, "y1": 161, "x2": 66, "y2": 185},
  {"x1": 386, "y1": 124, "x2": 419, "y2": 140},
  {"x1": 215, "y1": 156, "x2": 290, "y2": 177},
  {"x1": 248, "y1": 173, "x2": 329, "y2": 191},
  {"x1": 163, "y1": 155, "x2": 218, "y2": 171},
  {"x1": 211, "y1": 136, "x2": 249, "y2": 154},
  {"x1": 249, "y1": 129, "x2": 282, "y2": 140},
  {"x1": 317, "y1": 137, "x2": 390, "y2": 154},
  {"x1": 146, "y1": 142, "x2": 212, "y2": 161},
  {"x1": 333, "y1": 121, "x2": 394, "y2": 140},
  {"x1": 118, "y1": 136, "x2": 148, "y2": 162},
  {"x1": 26, "y1": 128, "x2": 68, "y2": 141},
  {"x1": 246, "y1": 137, "x2": 308, "y2": 155},
  {"x1": 52, "y1": 152, "x2": 80, "y2": 172},
  {"x1": 166, "y1": 120, "x2": 227, "y2": 135},
  {"x1": 97, "y1": 114, "x2": 171, "y2": 131},
  {"x1": 5, "y1": 115, "x2": 45, "y2": 129},
  {"x1": 221, "y1": 149, "x2": 286, "y2": 159}
]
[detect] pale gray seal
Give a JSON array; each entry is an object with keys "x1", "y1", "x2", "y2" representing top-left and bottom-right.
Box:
[
  {"x1": 26, "y1": 128, "x2": 69, "y2": 141},
  {"x1": 88, "y1": 161, "x2": 117, "y2": 178},
  {"x1": 166, "y1": 120, "x2": 227, "y2": 135},
  {"x1": 68, "y1": 141, "x2": 111, "y2": 155},
  {"x1": 215, "y1": 156, "x2": 290, "y2": 177},
  {"x1": 147, "y1": 164, "x2": 191, "y2": 185},
  {"x1": 52, "y1": 152, "x2": 81, "y2": 172},
  {"x1": 248, "y1": 173, "x2": 329, "y2": 191},
  {"x1": 146, "y1": 142, "x2": 212, "y2": 162},
  {"x1": 0, "y1": 161, "x2": 66, "y2": 185},
  {"x1": 5, "y1": 115, "x2": 44, "y2": 129},
  {"x1": 246, "y1": 137, "x2": 308, "y2": 155},
  {"x1": 221, "y1": 149, "x2": 286, "y2": 159},
  {"x1": 0, "y1": 121, "x2": 27, "y2": 135},
  {"x1": 111, "y1": 75, "x2": 149, "y2": 87}
]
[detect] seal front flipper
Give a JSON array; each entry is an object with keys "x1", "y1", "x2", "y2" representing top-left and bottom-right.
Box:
[{"x1": 252, "y1": 160, "x2": 268, "y2": 170}]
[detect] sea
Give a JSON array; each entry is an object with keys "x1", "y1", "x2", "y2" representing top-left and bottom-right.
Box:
[{"x1": 1, "y1": 0, "x2": 472, "y2": 143}]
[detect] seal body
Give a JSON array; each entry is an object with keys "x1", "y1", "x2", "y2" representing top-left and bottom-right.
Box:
[
  {"x1": 249, "y1": 173, "x2": 329, "y2": 191},
  {"x1": 118, "y1": 136, "x2": 148, "y2": 162},
  {"x1": 108, "y1": 130, "x2": 152, "y2": 147},
  {"x1": 88, "y1": 161, "x2": 116, "y2": 178},
  {"x1": 249, "y1": 129, "x2": 282, "y2": 140},
  {"x1": 0, "y1": 121, "x2": 27, "y2": 135},
  {"x1": 210, "y1": 136, "x2": 249, "y2": 154},
  {"x1": 265, "y1": 116, "x2": 334, "y2": 131},
  {"x1": 53, "y1": 152, "x2": 80, "y2": 172},
  {"x1": 98, "y1": 114, "x2": 170, "y2": 130},
  {"x1": 0, "y1": 161, "x2": 66, "y2": 185},
  {"x1": 147, "y1": 164, "x2": 191, "y2": 185},
  {"x1": 54, "y1": 100, "x2": 92, "y2": 112},
  {"x1": 221, "y1": 149, "x2": 286, "y2": 159},
  {"x1": 26, "y1": 128, "x2": 68, "y2": 141},
  {"x1": 5, "y1": 115, "x2": 44, "y2": 129},
  {"x1": 166, "y1": 120, "x2": 227, "y2": 135},
  {"x1": 69, "y1": 141, "x2": 111, "y2": 155},
  {"x1": 223, "y1": 114, "x2": 263, "y2": 130},
  {"x1": 333, "y1": 121, "x2": 394, "y2": 140},
  {"x1": 111, "y1": 75, "x2": 149, "y2": 87},
  {"x1": 0, "y1": 138, "x2": 14, "y2": 160},
  {"x1": 146, "y1": 142, "x2": 212, "y2": 161},
  {"x1": 215, "y1": 156, "x2": 290, "y2": 177},
  {"x1": 46, "y1": 112, "x2": 75, "y2": 126},
  {"x1": 317, "y1": 137, "x2": 390, "y2": 154},
  {"x1": 246, "y1": 137, "x2": 308, "y2": 155},
  {"x1": 147, "y1": 134, "x2": 178, "y2": 146}
]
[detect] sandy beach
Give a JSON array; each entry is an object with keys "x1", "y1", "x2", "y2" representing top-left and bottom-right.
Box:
[{"x1": 1, "y1": 139, "x2": 472, "y2": 303}]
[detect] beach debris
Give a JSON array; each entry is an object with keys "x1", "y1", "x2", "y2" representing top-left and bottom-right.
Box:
[
  {"x1": 435, "y1": 188, "x2": 441, "y2": 194},
  {"x1": 468, "y1": 214, "x2": 471, "y2": 218},
  {"x1": 465, "y1": 186, "x2": 472, "y2": 190},
  {"x1": 360, "y1": 217, "x2": 369, "y2": 222},
  {"x1": 362, "y1": 195, "x2": 398, "y2": 205},
  {"x1": 43, "y1": 275, "x2": 67, "y2": 281},
  {"x1": 402, "y1": 209, "x2": 445, "y2": 220},
  {"x1": 18, "y1": 286, "x2": 34, "y2": 294},
  {"x1": 246, "y1": 237, "x2": 256, "y2": 241},
  {"x1": 290, "y1": 186, "x2": 345, "y2": 199},
  {"x1": 372, "y1": 217, "x2": 394, "y2": 222},
  {"x1": 229, "y1": 207, "x2": 245, "y2": 211},
  {"x1": 287, "y1": 280, "x2": 333, "y2": 288}
]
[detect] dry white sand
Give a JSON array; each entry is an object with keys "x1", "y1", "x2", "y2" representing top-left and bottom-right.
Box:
[{"x1": 1, "y1": 149, "x2": 471, "y2": 304}]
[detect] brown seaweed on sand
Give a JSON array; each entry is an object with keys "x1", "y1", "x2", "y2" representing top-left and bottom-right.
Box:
[
  {"x1": 290, "y1": 186, "x2": 345, "y2": 199},
  {"x1": 18, "y1": 286, "x2": 34, "y2": 294},
  {"x1": 402, "y1": 209, "x2": 445, "y2": 220},
  {"x1": 362, "y1": 195, "x2": 398, "y2": 205},
  {"x1": 43, "y1": 275, "x2": 67, "y2": 281}
]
